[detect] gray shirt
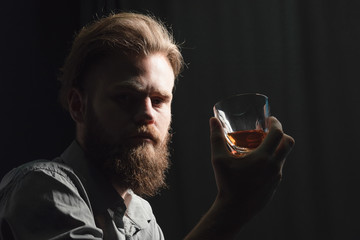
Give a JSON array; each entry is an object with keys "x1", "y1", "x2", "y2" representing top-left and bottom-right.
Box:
[{"x1": 0, "y1": 141, "x2": 164, "y2": 240}]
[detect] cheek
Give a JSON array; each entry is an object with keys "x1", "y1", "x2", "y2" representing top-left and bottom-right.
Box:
[
  {"x1": 156, "y1": 108, "x2": 172, "y2": 138},
  {"x1": 93, "y1": 99, "x2": 130, "y2": 131}
]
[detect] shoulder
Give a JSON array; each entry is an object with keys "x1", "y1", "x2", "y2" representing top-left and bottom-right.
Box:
[
  {"x1": 3, "y1": 159, "x2": 76, "y2": 178},
  {"x1": 0, "y1": 159, "x2": 79, "y2": 193},
  {"x1": 0, "y1": 160, "x2": 101, "y2": 239},
  {"x1": 0, "y1": 159, "x2": 90, "y2": 211}
]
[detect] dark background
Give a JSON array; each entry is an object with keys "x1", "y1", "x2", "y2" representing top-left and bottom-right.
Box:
[{"x1": 1, "y1": 0, "x2": 360, "y2": 239}]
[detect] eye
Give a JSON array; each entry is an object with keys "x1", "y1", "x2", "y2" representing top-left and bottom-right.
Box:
[
  {"x1": 114, "y1": 93, "x2": 133, "y2": 104},
  {"x1": 117, "y1": 94, "x2": 129, "y2": 101},
  {"x1": 151, "y1": 97, "x2": 164, "y2": 106}
]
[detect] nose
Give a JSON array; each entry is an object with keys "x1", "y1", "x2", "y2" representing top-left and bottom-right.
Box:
[{"x1": 133, "y1": 97, "x2": 155, "y2": 124}]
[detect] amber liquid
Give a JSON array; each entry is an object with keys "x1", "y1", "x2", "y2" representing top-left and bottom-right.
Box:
[{"x1": 227, "y1": 129, "x2": 267, "y2": 152}]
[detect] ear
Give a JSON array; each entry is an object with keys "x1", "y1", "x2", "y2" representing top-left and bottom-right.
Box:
[{"x1": 68, "y1": 88, "x2": 86, "y2": 123}]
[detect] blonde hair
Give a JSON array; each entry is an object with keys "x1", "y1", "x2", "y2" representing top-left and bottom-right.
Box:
[{"x1": 58, "y1": 12, "x2": 184, "y2": 110}]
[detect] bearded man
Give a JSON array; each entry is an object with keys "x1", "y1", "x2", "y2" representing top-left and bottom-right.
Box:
[{"x1": 0, "y1": 12, "x2": 294, "y2": 240}]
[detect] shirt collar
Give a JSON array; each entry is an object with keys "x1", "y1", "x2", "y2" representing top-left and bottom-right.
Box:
[
  {"x1": 123, "y1": 190, "x2": 153, "y2": 229},
  {"x1": 60, "y1": 140, "x2": 152, "y2": 230}
]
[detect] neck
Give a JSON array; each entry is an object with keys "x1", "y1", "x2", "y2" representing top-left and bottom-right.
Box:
[{"x1": 112, "y1": 182, "x2": 128, "y2": 199}]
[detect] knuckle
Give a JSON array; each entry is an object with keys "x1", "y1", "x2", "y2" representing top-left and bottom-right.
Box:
[
  {"x1": 273, "y1": 128, "x2": 284, "y2": 139},
  {"x1": 286, "y1": 136, "x2": 295, "y2": 148}
]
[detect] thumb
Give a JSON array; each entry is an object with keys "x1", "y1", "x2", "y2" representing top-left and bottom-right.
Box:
[{"x1": 210, "y1": 117, "x2": 231, "y2": 159}]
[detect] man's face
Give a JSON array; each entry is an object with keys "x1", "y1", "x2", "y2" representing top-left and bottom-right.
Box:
[{"x1": 81, "y1": 53, "x2": 175, "y2": 197}]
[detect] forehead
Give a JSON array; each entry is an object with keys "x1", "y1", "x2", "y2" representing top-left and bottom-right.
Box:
[{"x1": 86, "y1": 53, "x2": 175, "y2": 95}]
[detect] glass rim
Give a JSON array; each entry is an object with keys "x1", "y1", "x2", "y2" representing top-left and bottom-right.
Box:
[{"x1": 214, "y1": 93, "x2": 268, "y2": 107}]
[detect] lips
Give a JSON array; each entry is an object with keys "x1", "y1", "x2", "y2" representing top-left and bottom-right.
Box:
[
  {"x1": 130, "y1": 134, "x2": 154, "y2": 141},
  {"x1": 126, "y1": 125, "x2": 161, "y2": 145},
  {"x1": 128, "y1": 132, "x2": 159, "y2": 145}
]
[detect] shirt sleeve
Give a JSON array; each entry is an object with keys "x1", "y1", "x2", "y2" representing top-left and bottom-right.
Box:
[{"x1": 0, "y1": 168, "x2": 103, "y2": 240}]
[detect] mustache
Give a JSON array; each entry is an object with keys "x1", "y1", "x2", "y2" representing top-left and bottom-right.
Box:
[{"x1": 128, "y1": 125, "x2": 162, "y2": 144}]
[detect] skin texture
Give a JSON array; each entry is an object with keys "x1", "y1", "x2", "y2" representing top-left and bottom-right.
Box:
[{"x1": 68, "y1": 53, "x2": 175, "y2": 197}]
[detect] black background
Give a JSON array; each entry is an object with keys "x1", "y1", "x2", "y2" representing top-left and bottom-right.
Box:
[{"x1": 1, "y1": 1, "x2": 360, "y2": 239}]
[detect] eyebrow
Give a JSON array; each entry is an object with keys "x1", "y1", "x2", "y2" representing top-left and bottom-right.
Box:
[
  {"x1": 111, "y1": 81, "x2": 173, "y2": 99},
  {"x1": 112, "y1": 80, "x2": 145, "y2": 91}
]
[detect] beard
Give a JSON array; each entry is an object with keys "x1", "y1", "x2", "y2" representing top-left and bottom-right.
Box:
[{"x1": 82, "y1": 107, "x2": 171, "y2": 198}]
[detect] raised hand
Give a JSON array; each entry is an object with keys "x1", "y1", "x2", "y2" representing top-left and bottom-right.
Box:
[
  {"x1": 185, "y1": 116, "x2": 294, "y2": 240},
  {"x1": 210, "y1": 116, "x2": 295, "y2": 221}
]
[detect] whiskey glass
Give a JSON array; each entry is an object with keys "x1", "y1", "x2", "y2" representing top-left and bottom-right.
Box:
[{"x1": 213, "y1": 93, "x2": 270, "y2": 154}]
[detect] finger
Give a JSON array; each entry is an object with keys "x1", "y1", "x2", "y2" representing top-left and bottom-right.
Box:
[
  {"x1": 273, "y1": 134, "x2": 295, "y2": 166},
  {"x1": 209, "y1": 117, "x2": 232, "y2": 159},
  {"x1": 258, "y1": 117, "x2": 284, "y2": 155}
]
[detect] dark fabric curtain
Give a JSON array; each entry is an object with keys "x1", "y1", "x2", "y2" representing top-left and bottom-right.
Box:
[{"x1": 1, "y1": 1, "x2": 359, "y2": 239}]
